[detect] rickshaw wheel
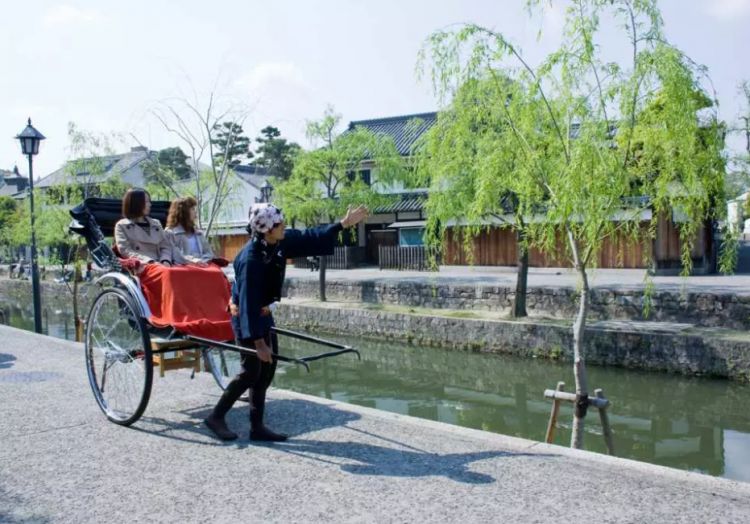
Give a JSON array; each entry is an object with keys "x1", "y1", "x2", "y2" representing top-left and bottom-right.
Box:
[
  {"x1": 203, "y1": 346, "x2": 243, "y2": 391},
  {"x1": 85, "y1": 287, "x2": 153, "y2": 426}
]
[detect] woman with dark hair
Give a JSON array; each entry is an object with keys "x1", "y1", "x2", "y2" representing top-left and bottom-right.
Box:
[
  {"x1": 204, "y1": 202, "x2": 369, "y2": 442},
  {"x1": 114, "y1": 188, "x2": 183, "y2": 266},
  {"x1": 165, "y1": 196, "x2": 215, "y2": 264}
]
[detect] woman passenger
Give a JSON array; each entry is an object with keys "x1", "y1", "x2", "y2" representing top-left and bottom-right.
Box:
[
  {"x1": 165, "y1": 196, "x2": 215, "y2": 264},
  {"x1": 114, "y1": 188, "x2": 183, "y2": 266}
]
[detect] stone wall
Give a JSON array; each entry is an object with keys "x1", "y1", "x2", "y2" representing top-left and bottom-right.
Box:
[
  {"x1": 276, "y1": 302, "x2": 750, "y2": 383},
  {"x1": 3, "y1": 277, "x2": 748, "y2": 382},
  {"x1": 284, "y1": 278, "x2": 750, "y2": 329}
]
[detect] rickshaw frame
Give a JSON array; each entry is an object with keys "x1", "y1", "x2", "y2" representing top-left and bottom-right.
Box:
[{"x1": 70, "y1": 198, "x2": 360, "y2": 427}]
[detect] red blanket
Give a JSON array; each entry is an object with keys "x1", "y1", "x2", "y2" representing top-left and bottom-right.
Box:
[{"x1": 139, "y1": 264, "x2": 234, "y2": 341}]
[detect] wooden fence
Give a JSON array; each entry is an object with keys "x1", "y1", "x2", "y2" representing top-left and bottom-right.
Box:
[
  {"x1": 378, "y1": 245, "x2": 439, "y2": 271},
  {"x1": 292, "y1": 246, "x2": 366, "y2": 270}
]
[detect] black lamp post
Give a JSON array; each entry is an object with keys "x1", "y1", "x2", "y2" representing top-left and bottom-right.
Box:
[
  {"x1": 260, "y1": 179, "x2": 274, "y2": 203},
  {"x1": 15, "y1": 118, "x2": 45, "y2": 334}
]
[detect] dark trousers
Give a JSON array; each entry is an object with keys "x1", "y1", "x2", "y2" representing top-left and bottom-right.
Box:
[{"x1": 211, "y1": 333, "x2": 279, "y2": 429}]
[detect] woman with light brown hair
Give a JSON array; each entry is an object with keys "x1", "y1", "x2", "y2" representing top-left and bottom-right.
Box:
[{"x1": 166, "y1": 196, "x2": 215, "y2": 264}]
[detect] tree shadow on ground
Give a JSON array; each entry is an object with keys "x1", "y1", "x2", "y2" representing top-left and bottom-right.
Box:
[
  {"x1": 0, "y1": 486, "x2": 52, "y2": 523},
  {"x1": 273, "y1": 428, "x2": 553, "y2": 484},
  {"x1": 276, "y1": 441, "x2": 511, "y2": 484},
  {"x1": 0, "y1": 353, "x2": 17, "y2": 369},
  {"x1": 134, "y1": 396, "x2": 555, "y2": 484}
]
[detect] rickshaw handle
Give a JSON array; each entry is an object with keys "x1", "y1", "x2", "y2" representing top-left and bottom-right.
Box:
[{"x1": 185, "y1": 335, "x2": 310, "y2": 372}]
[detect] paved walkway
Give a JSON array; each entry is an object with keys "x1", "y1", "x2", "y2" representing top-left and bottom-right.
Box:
[
  {"x1": 282, "y1": 266, "x2": 750, "y2": 296},
  {"x1": 1, "y1": 325, "x2": 749, "y2": 523}
]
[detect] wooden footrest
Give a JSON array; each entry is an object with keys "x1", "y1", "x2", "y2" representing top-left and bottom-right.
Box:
[
  {"x1": 150, "y1": 338, "x2": 202, "y2": 377},
  {"x1": 151, "y1": 338, "x2": 199, "y2": 351}
]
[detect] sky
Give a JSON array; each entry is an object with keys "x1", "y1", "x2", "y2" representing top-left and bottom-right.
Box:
[{"x1": 1, "y1": 0, "x2": 749, "y2": 180}]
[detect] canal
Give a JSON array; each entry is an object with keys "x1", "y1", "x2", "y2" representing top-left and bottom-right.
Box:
[{"x1": 2, "y1": 288, "x2": 749, "y2": 483}]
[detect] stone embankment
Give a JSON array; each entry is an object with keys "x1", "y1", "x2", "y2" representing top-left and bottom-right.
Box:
[
  {"x1": 275, "y1": 298, "x2": 750, "y2": 382},
  {"x1": 284, "y1": 277, "x2": 750, "y2": 329},
  {"x1": 2, "y1": 272, "x2": 750, "y2": 382}
]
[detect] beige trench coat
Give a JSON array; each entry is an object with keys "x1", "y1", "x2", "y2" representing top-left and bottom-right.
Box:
[{"x1": 114, "y1": 217, "x2": 187, "y2": 264}]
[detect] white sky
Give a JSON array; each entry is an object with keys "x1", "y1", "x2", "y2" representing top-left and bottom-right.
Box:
[{"x1": 2, "y1": 0, "x2": 749, "y2": 179}]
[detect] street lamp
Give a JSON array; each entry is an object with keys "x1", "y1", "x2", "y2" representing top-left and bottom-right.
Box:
[
  {"x1": 260, "y1": 179, "x2": 274, "y2": 203},
  {"x1": 15, "y1": 118, "x2": 45, "y2": 334}
]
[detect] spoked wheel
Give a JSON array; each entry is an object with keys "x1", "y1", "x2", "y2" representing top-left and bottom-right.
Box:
[
  {"x1": 85, "y1": 287, "x2": 153, "y2": 426},
  {"x1": 203, "y1": 346, "x2": 242, "y2": 391}
]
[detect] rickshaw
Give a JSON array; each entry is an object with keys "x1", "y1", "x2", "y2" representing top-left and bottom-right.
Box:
[{"x1": 69, "y1": 198, "x2": 359, "y2": 427}]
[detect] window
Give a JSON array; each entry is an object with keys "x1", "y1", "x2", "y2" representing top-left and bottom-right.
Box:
[
  {"x1": 399, "y1": 227, "x2": 424, "y2": 246},
  {"x1": 346, "y1": 169, "x2": 371, "y2": 186}
]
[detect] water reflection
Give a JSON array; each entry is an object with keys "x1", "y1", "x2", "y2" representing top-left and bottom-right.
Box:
[
  {"x1": 2, "y1": 303, "x2": 78, "y2": 341},
  {"x1": 1, "y1": 284, "x2": 90, "y2": 341},
  {"x1": 276, "y1": 333, "x2": 750, "y2": 483},
  {"x1": 3, "y1": 288, "x2": 749, "y2": 482}
]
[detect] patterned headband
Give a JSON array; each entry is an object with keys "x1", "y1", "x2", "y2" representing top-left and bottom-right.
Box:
[{"x1": 248, "y1": 203, "x2": 284, "y2": 234}]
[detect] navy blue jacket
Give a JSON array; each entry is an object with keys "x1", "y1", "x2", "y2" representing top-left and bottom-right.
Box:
[{"x1": 231, "y1": 223, "x2": 343, "y2": 341}]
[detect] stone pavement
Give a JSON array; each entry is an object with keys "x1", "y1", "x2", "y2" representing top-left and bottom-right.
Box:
[{"x1": 2, "y1": 325, "x2": 749, "y2": 523}]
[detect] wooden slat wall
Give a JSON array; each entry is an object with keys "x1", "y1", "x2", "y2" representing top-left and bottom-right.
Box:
[
  {"x1": 653, "y1": 215, "x2": 706, "y2": 263},
  {"x1": 444, "y1": 225, "x2": 656, "y2": 269},
  {"x1": 444, "y1": 228, "x2": 519, "y2": 266},
  {"x1": 217, "y1": 235, "x2": 247, "y2": 262},
  {"x1": 217, "y1": 218, "x2": 705, "y2": 268}
]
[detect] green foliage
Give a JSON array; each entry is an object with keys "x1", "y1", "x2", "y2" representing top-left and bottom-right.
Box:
[
  {"x1": 212, "y1": 121, "x2": 252, "y2": 169},
  {"x1": 719, "y1": 224, "x2": 739, "y2": 275},
  {"x1": 4, "y1": 123, "x2": 129, "y2": 255},
  {"x1": 418, "y1": 0, "x2": 727, "y2": 277},
  {"x1": 252, "y1": 126, "x2": 301, "y2": 181},
  {"x1": 727, "y1": 80, "x2": 750, "y2": 198},
  {"x1": 142, "y1": 147, "x2": 193, "y2": 200},
  {"x1": 276, "y1": 106, "x2": 406, "y2": 225},
  {"x1": 413, "y1": 75, "x2": 532, "y2": 264},
  {"x1": 142, "y1": 147, "x2": 192, "y2": 199},
  {"x1": 0, "y1": 196, "x2": 17, "y2": 245},
  {"x1": 418, "y1": 2, "x2": 729, "y2": 433}
]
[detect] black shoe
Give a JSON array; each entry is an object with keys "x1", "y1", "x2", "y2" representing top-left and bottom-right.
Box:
[
  {"x1": 250, "y1": 426, "x2": 288, "y2": 442},
  {"x1": 204, "y1": 415, "x2": 238, "y2": 441}
]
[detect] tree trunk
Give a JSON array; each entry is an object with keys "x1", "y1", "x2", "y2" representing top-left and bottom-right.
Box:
[
  {"x1": 319, "y1": 255, "x2": 327, "y2": 302},
  {"x1": 512, "y1": 229, "x2": 529, "y2": 318},
  {"x1": 72, "y1": 261, "x2": 83, "y2": 342},
  {"x1": 570, "y1": 266, "x2": 591, "y2": 449}
]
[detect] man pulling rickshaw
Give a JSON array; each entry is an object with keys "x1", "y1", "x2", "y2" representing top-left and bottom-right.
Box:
[{"x1": 205, "y1": 202, "x2": 369, "y2": 442}]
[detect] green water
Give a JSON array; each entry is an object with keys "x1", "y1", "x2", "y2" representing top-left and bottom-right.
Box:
[{"x1": 3, "y1": 290, "x2": 749, "y2": 483}]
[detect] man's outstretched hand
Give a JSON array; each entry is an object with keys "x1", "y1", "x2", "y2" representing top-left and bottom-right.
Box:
[{"x1": 340, "y1": 205, "x2": 369, "y2": 228}]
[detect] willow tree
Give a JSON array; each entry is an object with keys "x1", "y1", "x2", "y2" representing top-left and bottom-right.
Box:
[
  {"x1": 413, "y1": 75, "x2": 532, "y2": 317},
  {"x1": 419, "y1": 0, "x2": 729, "y2": 448},
  {"x1": 275, "y1": 106, "x2": 405, "y2": 301}
]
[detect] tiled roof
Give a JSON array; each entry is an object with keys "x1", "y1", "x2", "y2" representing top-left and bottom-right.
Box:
[
  {"x1": 375, "y1": 191, "x2": 427, "y2": 214},
  {"x1": 347, "y1": 112, "x2": 437, "y2": 156},
  {"x1": 1, "y1": 166, "x2": 28, "y2": 197},
  {"x1": 36, "y1": 148, "x2": 158, "y2": 188},
  {"x1": 0, "y1": 185, "x2": 19, "y2": 197}
]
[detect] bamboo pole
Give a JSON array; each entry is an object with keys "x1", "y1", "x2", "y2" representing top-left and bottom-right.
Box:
[
  {"x1": 544, "y1": 381, "x2": 565, "y2": 444},
  {"x1": 596, "y1": 388, "x2": 615, "y2": 455}
]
